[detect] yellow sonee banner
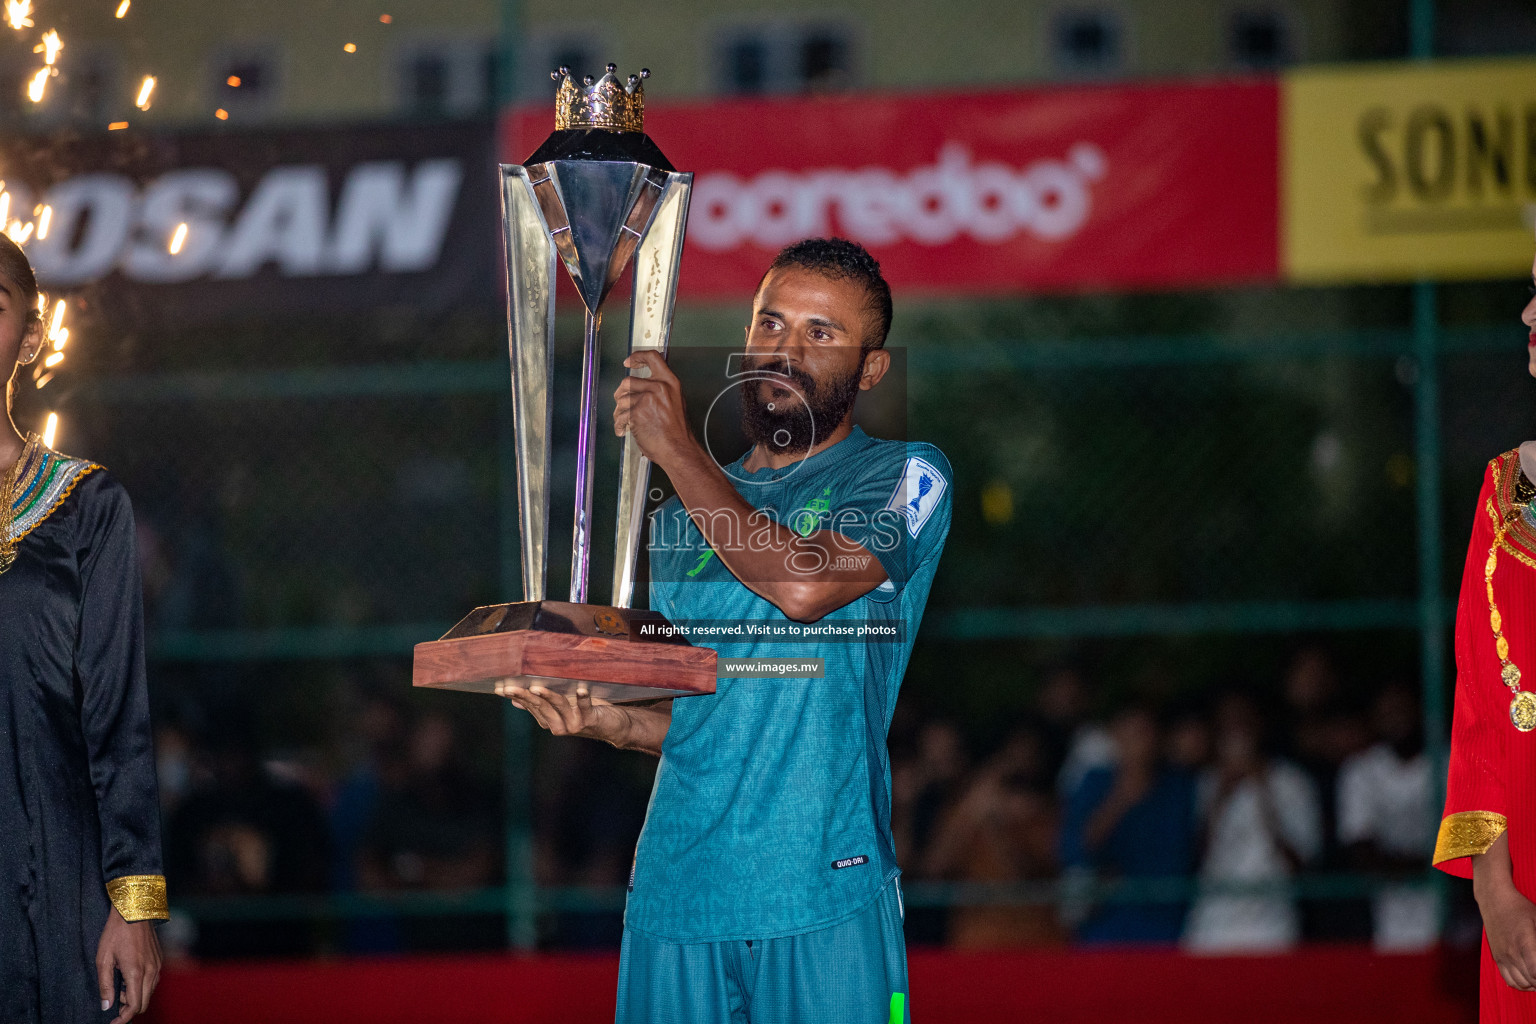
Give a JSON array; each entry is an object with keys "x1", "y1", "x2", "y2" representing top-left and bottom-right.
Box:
[{"x1": 1284, "y1": 57, "x2": 1536, "y2": 283}]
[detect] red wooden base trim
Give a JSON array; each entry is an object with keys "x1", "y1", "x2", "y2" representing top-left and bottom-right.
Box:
[{"x1": 413, "y1": 630, "x2": 717, "y2": 699}]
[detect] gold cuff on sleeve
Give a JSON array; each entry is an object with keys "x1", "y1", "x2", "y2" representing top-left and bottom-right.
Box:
[
  {"x1": 105, "y1": 875, "x2": 169, "y2": 922},
  {"x1": 1434, "y1": 811, "x2": 1508, "y2": 864}
]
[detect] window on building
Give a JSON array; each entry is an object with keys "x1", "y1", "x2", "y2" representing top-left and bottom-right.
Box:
[
  {"x1": 726, "y1": 38, "x2": 766, "y2": 94},
  {"x1": 549, "y1": 44, "x2": 594, "y2": 83},
  {"x1": 406, "y1": 53, "x2": 449, "y2": 115},
  {"x1": 67, "y1": 53, "x2": 116, "y2": 125},
  {"x1": 521, "y1": 31, "x2": 606, "y2": 98},
  {"x1": 394, "y1": 39, "x2": 495, "y2": 117},
  {"x1": 1050, "y1": 9, "x2": 1124, "y2": 75},
  {"x1": 212, "y1": 48, "x2": 280, "y2": 117},
  {"x1": 0, "y1": 61, "x2": 28, "y2": 123},
  {"x1": 800, "y1": 31, "x2": 850, "y2": 91},
  {"x1": 0, "y1": 49, "x2": 113, "y2": 126},
  {"x1": 713, "y1": 22, "x2": 857, "y2": 96},
  {"x1": 1230, "y1": 10, "x2": 1294, "y2": 68},
  {"x1": 482, "y1": 49, "x2": 502, "y2": 106}
]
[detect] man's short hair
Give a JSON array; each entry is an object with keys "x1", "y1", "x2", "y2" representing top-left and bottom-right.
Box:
[{"x1": 764, "y1": 237, "x2": 893, "y2": 350}]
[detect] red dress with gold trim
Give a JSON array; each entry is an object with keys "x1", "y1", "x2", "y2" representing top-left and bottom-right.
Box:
[{"x1": 1438, "y1": 450, "x2": 1536, "y2": 1022}]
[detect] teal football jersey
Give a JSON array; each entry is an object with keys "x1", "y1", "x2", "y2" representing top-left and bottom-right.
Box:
[{"x1": 625, "y1": 426, "x2": 952, "y2": 942}]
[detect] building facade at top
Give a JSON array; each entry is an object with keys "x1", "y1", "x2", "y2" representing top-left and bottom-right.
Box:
[{"x1": 0, "y1": 0, "x2": 1400, "y2": 129}]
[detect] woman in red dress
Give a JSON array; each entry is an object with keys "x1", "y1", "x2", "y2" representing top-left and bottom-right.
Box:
[{"x1": 1436, "y1": 241, "x2": 1536, "y2": 1021}]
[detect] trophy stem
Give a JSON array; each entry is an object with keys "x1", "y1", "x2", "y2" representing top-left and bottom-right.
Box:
[
  {"x1": 611, "y1": 436, "x2": 650, "y2": 609},
  {"x1": 611, "y1": 174, "x2": 691, "y2": 609},
  {"x1": 569, "y1": 308, "x2": 602, "y2": 604}
]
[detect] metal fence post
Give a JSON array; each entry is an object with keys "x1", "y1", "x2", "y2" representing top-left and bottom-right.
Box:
[
  {"x1": 497, "y1": 0, "x2": 521, "y2": 108},
  {"x1": 1407, "y1": 0, "x2": 1450, "y2": 935},
  {"x1": 1414, "y1": 284, "x2": 1448, "y2": 785},
  {"x1": 495, "y1": 0, "x2": 538, "y2": 952},
  {"x1": 1408, "y1": 1, "x2": 1448, "y2": 778}
]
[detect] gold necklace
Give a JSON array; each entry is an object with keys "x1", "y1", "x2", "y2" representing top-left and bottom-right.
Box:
[
  {"x1": 1487, "y1": 498, "x2": 1536, "y2": 730},
  {"x1": 0, "y1": 434, "x2": 40, "y2": 574}
]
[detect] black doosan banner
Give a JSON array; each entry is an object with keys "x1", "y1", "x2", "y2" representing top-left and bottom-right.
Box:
[{"x1": 1, "y1": 119, "x2": 500, "y2": 323}]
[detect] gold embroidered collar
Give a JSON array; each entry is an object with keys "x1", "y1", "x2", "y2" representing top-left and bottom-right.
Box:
[
  {"x1": 4, "y1": 438, "x2": 98, "y2": 541},
  {"x1": 1489, "y1": 449, "x2": 1536, "y2": 568}
]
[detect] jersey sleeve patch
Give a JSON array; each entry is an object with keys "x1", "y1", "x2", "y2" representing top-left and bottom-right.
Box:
[{"x1": 884, "y1": 455, "x2": 948, "y2": 538}]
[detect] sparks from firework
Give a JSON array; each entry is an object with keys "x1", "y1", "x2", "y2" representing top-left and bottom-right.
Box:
[
  {"x1": 40, "y1": 412, "x2": 57, "y2": 446},
  {"x1": 31, "y1": 295, "x2": 52, "y2": 388},
  {"x1": 226, "y1": 74, "x2": 240, "y2": 87},
  {"x1": 46, "y1": 298, "x2": 65, "y2": 345},
  {"x1": 41, "y1": 300, "x2": 68, "y2": 382},
  {"x1": 42, "y1": 295, "x2": 69, "y2": 380},
  {"x1": 4, "y1": 0, "x2": 32, "y2": 30},
  {"x1": 2, "y1": 7, "x2": 234, "y2": 395},
  {"x1": 343, "y1": 42, "x2": 356, "y2": 53},
  {"x1": 215, "y1": 108, "x2": 228, "y2": 120},
  {"x1": 379, "y1": 13, "x2": 391, "y2": 23}
]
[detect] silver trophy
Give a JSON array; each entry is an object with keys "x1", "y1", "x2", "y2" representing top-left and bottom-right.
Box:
[{"x1": 413, "y1": 65, "x2": 717, "y2": 702}]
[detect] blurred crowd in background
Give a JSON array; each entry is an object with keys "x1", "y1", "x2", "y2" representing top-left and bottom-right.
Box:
[
  {"x1": 888, "y1": 648, "x2": 1443, "y2": 953},
  {"x1": 149, "y1": 638, "x2": 1454, "y2": 961}
]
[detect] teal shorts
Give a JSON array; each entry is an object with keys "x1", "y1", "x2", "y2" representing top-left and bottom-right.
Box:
[{"x1": 616, "y1": 877, "x2": 911, "y2": 1024}]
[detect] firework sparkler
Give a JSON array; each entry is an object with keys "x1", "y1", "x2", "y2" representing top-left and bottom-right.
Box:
[{"x1": 4, "y1": 1, "x2": 32, "y2": 31}]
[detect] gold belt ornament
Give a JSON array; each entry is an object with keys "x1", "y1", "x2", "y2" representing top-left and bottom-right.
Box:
[{"x1": 1486, "y1": 502, "x2": 1536, "y2": 730}]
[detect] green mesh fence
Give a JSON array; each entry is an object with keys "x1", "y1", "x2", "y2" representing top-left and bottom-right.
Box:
[{"x1": 17, "y1": 286, "x2": 1533, "y2": 952}]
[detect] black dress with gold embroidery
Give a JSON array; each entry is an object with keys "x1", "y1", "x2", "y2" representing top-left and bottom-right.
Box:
[{"x1": 0, "y1": 445, "x2": 166, "y2": 1023}]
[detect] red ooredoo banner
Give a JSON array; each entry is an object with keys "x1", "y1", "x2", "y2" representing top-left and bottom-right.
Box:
[{"x1": 502, "y1": 79, "x2": 1279, "y2": 300}]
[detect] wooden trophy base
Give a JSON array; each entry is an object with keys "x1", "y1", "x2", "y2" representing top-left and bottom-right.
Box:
[{"x1": 412, "y1": 601, "x2": 717, "y2": 704}]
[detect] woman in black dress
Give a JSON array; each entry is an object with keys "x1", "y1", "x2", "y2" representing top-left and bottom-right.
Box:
[{"x1": 0, "y1": 235, "x2": 164, "y2": 1023}]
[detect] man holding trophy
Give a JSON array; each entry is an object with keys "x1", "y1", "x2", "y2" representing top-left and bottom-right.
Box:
[
  {"x1": 415, "y1": 64, "x2": 949, "y2": 1023},
  {"x1": 512, "y1": 236, "x2": 950, "y2": 1022}
]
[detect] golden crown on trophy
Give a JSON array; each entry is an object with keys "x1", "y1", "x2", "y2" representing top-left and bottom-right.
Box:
[{"x1": 552, "y1": 63, "x2": 648, "y2": 133}]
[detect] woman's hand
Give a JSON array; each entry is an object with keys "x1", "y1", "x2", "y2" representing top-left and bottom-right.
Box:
[
  {"x1": 97, "y1": 907, "x2": 162, "y2": 1023},
  {"x1": 1483, "y1": 884, "x2": 1536, "y2": 990},
  {"x1": 1475, "y1": 831, "x2": 1536, "y2": 990}
]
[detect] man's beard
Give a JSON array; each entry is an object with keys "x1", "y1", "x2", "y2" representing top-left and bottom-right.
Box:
[{"x1": 740, "y1": 359, "x2": 863, "y2": 456}]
